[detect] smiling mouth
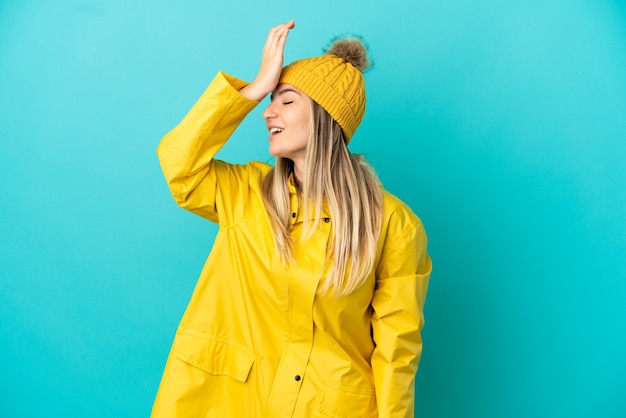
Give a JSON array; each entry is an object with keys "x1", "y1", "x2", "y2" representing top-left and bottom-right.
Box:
[{"x1": 270, "y1": 128, "x2": 284, "y2": 135}]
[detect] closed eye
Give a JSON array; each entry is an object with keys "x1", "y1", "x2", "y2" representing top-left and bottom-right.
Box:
[{"x1": 283, "y1": 101, "x2": 293, "y2": 105}]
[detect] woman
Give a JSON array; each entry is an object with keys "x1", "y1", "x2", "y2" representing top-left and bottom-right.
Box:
[{"x1": 152, "y1": 20, "x2": 431, "y2": 418}]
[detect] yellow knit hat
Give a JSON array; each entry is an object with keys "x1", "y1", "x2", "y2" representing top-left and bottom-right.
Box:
[{"x1": 279, "y1": 37, "x2": 370, "y2": 143}]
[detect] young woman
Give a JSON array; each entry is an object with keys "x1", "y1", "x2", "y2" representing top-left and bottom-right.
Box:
[{"x1": 152, "y1": 20, "x2": 431, "y2": 418}]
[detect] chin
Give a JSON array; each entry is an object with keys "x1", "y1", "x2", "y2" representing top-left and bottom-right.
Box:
[{"x1": 269, "y1": 146, "x2": 288, "y2": 159}]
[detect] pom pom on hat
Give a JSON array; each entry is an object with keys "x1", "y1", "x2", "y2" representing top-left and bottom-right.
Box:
[
  {"x1": 279, "y1": 35, "x2": 371, "y2": 143},
  {"x1": 324, "y1": 36, "x2": 371, "y2": 72}
]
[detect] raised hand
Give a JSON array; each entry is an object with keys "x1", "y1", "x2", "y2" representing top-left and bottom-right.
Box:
[{"x1": 240, "y1": 20, "x2": 295, "y2": 102}]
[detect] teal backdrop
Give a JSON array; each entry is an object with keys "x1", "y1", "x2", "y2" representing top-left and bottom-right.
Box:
[{"x1": 1, "y1": 1, "x2": 625, "y2": 417}]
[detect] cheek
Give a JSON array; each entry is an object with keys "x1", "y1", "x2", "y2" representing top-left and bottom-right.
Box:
[
  {"x1": 298, "y1": 108, "x2": 311, "y2": 133},
  {"x1": 298, "y1": 118, "x2": 310, "y2": 133},
  {"x1": 297, "y1": 119, "x2": 310, "y2": 144}
]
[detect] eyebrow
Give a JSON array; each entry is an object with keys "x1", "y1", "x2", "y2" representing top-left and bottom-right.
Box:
[{"x1": 270, "y1": 88, "x2": 301, "y2": 101}]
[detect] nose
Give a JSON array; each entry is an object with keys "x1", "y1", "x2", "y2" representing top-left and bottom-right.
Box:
[{"x1": 262, "y1": 102, "x2": 277, "y2": 120}]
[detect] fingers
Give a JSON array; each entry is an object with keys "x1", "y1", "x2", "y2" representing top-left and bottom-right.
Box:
[
  {"x1": 259, "y1": 20, "x2": 294, "y2": 82},
  {"x1": 269, "y1": 19, "x2": 295, "y2": 34},
  {"x1": 264, "y1": 20, "x2": 294, "y2": 55},
  {"x1": 240, "y1": 20, "x2": 295, "y2": 102}
]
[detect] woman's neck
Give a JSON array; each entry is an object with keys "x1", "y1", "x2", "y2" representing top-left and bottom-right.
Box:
[{"x1": 292, "y1": 159, "x2": 304, "y2": 184}]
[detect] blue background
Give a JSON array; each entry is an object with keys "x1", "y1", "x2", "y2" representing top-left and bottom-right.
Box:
[{"x1": 1, "y1": 1, "x2": 625, "y2": 417}]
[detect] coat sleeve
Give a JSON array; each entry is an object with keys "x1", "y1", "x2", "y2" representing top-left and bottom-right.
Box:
[
  {"x1": 156, "y1": 71, "x2": 260, "y2": 224},
  {"x1": 371, "y1": 214, "x2": 432, "y2": 418}
]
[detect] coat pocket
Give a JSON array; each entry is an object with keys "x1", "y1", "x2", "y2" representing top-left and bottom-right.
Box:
[
  {"x1": 175, "y1": 332, "x2": 255, "y2": 383},
  {"x1": 319, "y1": 384, "x2": 377, "y2": 418}
]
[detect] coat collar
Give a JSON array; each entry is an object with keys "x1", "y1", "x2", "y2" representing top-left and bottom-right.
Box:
[{"x1": 287, "y1": 173, "x2": 331, "y2": 222}]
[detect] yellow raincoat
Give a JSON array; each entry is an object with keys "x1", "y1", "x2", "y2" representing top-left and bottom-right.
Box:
[{"x1": 152, "y1": 72, "x2": 431, "y2": 418}]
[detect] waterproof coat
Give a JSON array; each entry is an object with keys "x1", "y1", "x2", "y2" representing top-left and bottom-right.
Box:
[{"x1": 152, "y1": 72, "x2": 432, "y2": 418}]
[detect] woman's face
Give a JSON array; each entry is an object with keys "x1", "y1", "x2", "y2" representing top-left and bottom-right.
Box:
[{"x1": 262, "y1": 83, "x2": 311, "y2": 164}]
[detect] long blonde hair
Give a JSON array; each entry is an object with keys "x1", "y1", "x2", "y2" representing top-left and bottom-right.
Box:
[{"x1": 262, "y1": 100, "x2": 383, "y2": 295}]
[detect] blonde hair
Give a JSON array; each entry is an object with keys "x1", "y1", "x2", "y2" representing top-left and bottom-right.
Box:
[{"x1": 262, "y1": 100, "x2": 383, "y2": 295}]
